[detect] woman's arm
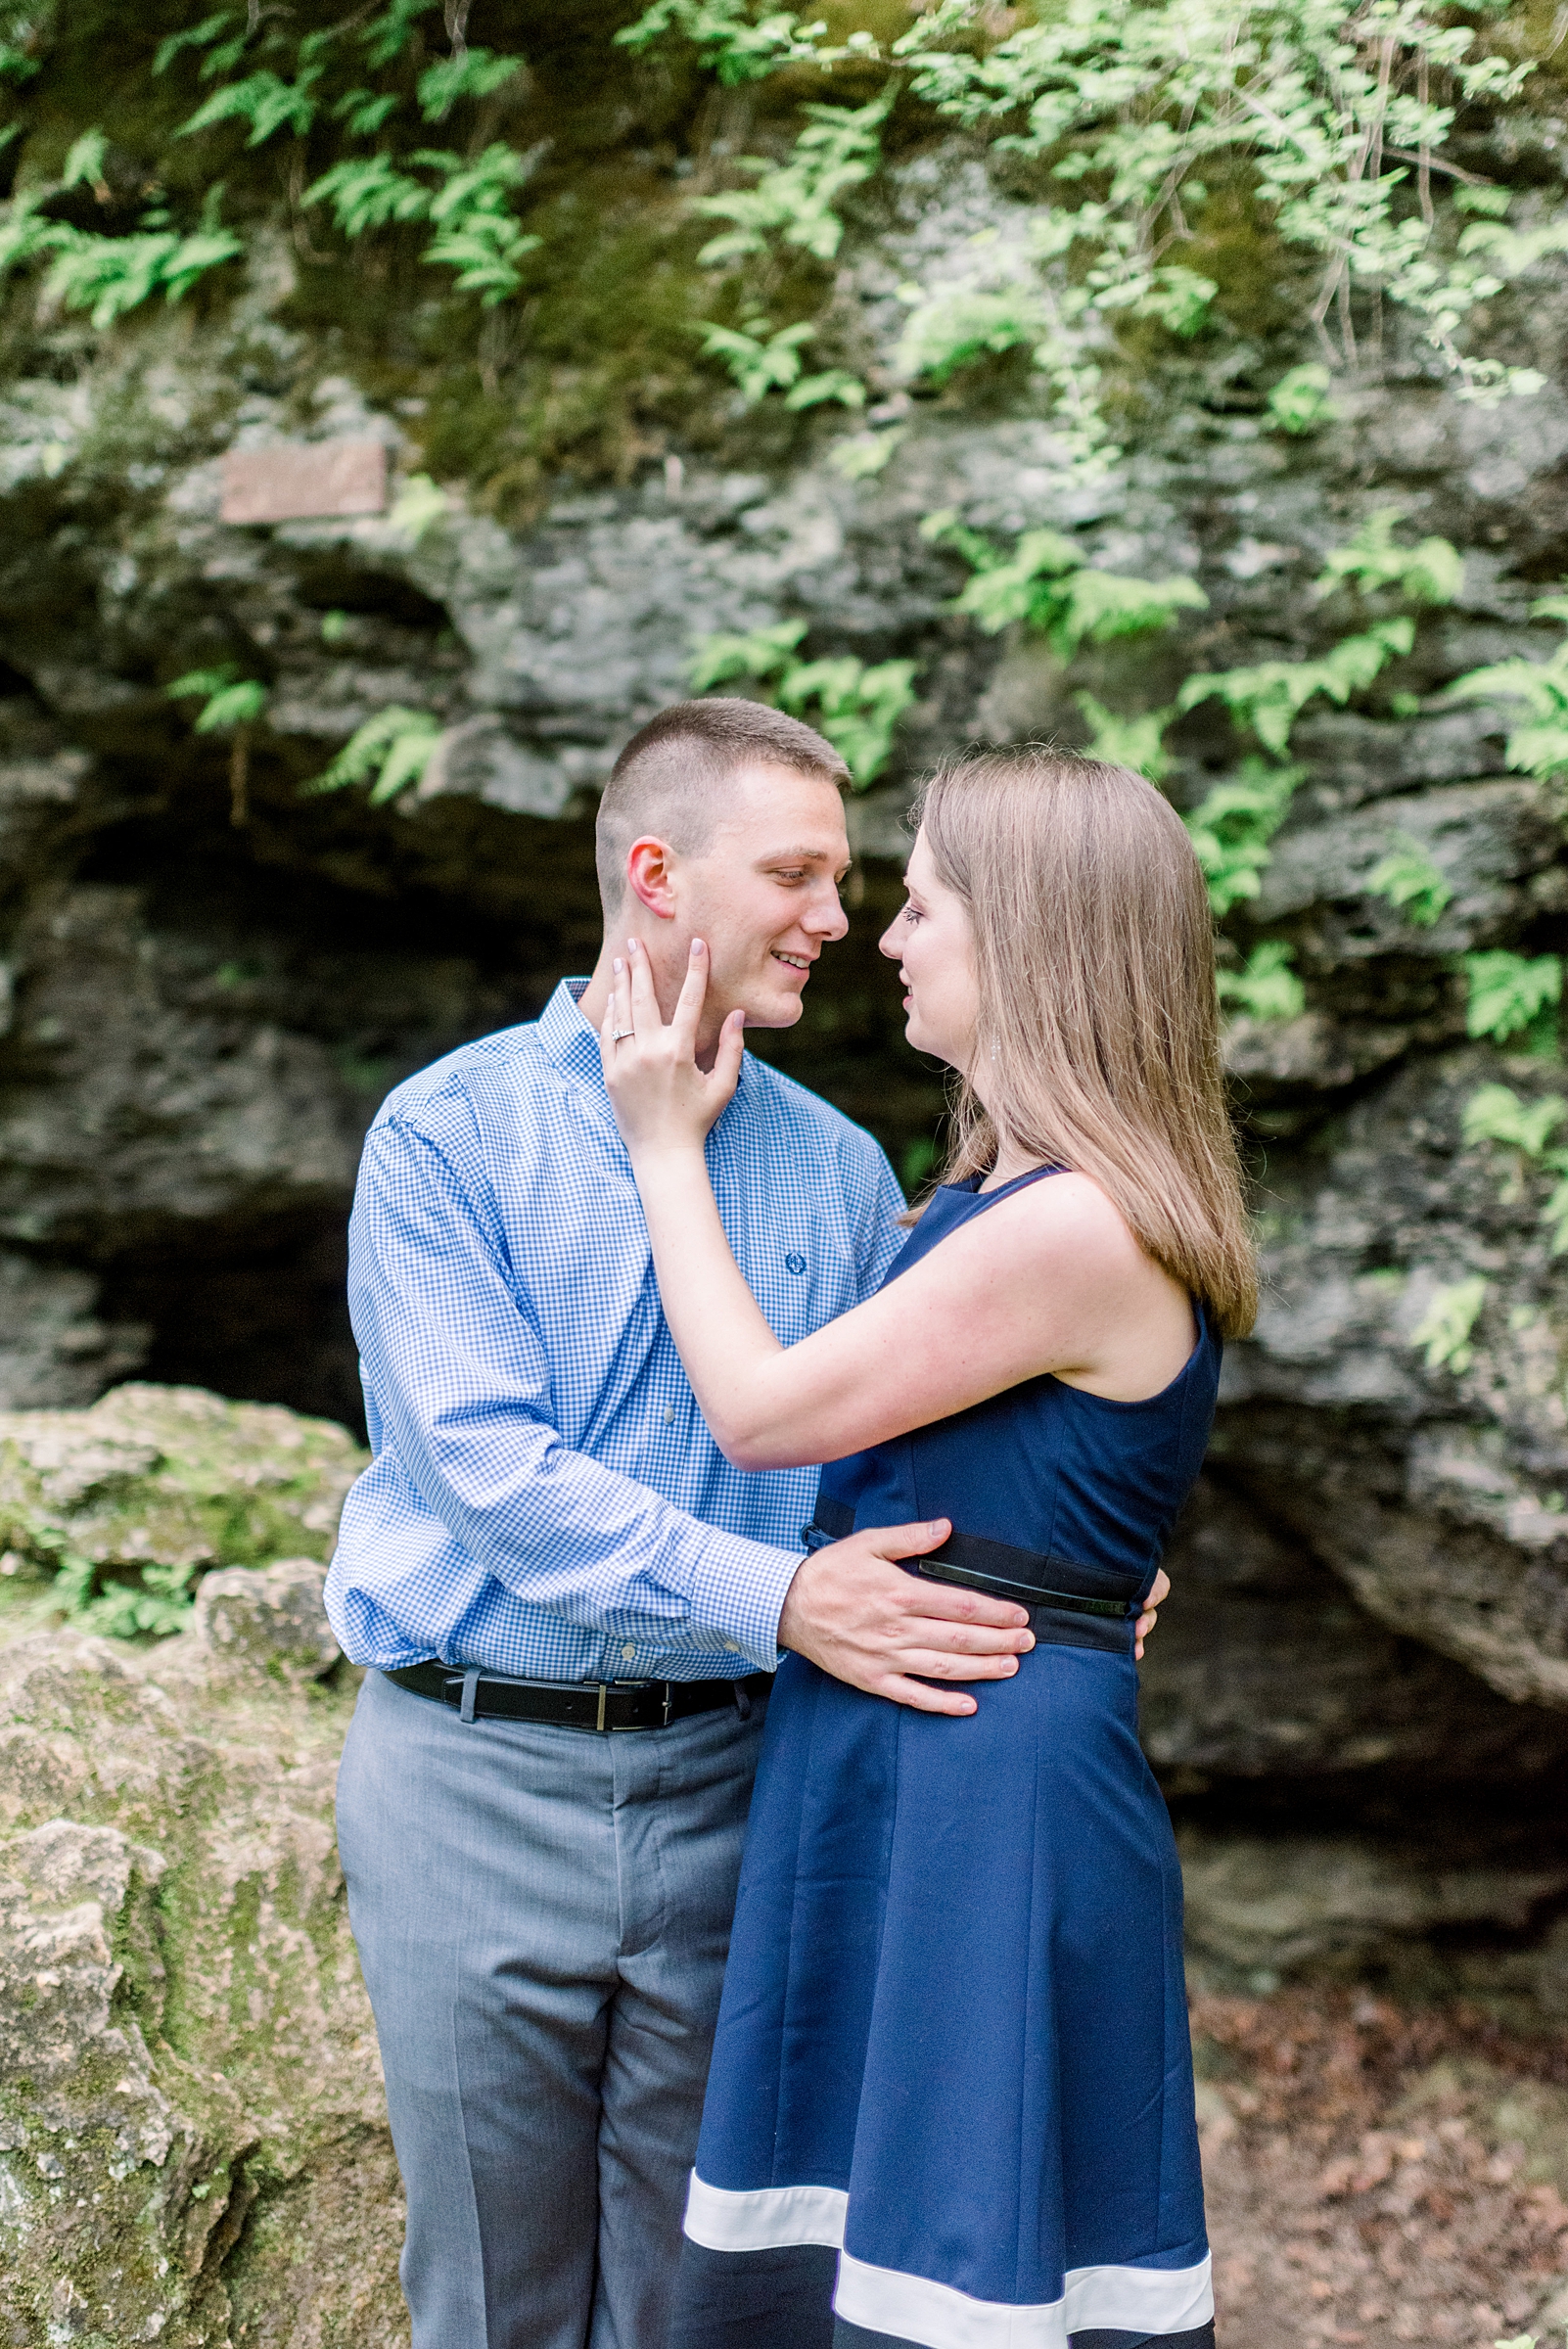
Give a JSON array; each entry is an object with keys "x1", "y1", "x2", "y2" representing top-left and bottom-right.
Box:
[{"x1": 600, "y1": 941, "x2": 1190, "y2": 1473}]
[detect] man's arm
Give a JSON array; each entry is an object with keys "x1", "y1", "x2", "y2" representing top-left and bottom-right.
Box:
[{"x1": 344, "y1": 1113, "x2": 804, "y2": 1667}]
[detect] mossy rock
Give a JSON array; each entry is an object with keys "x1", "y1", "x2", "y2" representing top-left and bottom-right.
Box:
[
  {"x1": 0, "y1": 1599, "x2": 405, "y2": 2348},
  {"x1": 0, "y1": 1384, "x2": 366, "y2": 1636}
]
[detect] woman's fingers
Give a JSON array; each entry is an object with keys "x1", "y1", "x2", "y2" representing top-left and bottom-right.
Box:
[
  {"x1": 623, "y1": 935, "x2": 666, "y2": 1036},
  {"x1": 669, "y1": 938, "x2": 710, "y2": 1059},
  {"x1": 714, "y1": 1004, "x2": 746, "y2": 1095}
]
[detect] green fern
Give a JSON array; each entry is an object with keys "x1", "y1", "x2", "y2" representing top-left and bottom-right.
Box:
[
  {"x1": 695, "y1": 87, "x2": 893, "y2": 266},
  {"x1": 167, "y1": 668, "x2": 267, "y2": 734},
  {"x1": 895, "y1": 282, "x2": 1050, "y2": 388},
  {"x1": 175, "y1": 67, "x2": 323, "y2": 147},
  {"x1": 689, "y1": 622, "x2": 914, "y2": 788},
  {"x1": 1462, "y1": 951, "x2": 1563, "y2": 1046},
  {"x1": 1365, "y1": 834, "x2": 1453, "y2": 927},
  {"x1": 696, "y1": 315, "x2": 817, "y2": 404},
  {"x1": 1461, "y1": 1083, "x2": 1568, "y2": 1160},
  {"x1": 1183, "y1": 760, "x2": 1304, "y2": 918},
  {"x1": 1178, "y1": 620, "x2": 1414, "y2": 759},
  {"x1": 152, "y1": 13, "x2": 239, "y2": 77},
  {"x1": 776, "y1": 656, "x2": 917, "y2": 789},
  {"x1": 416, "y1": 48, "x2": 524, "y2": 123},
  {"x1": 690, "y1": 620, "x2": 808, "y2": 693},
  {"x1": 304, "y1": 708, "x2": 442, "y2": 806},
  {"x1": 1216, "y1": 939, "x2": 1306, "y2": 1024},
  {"x1": 1074, "y1": 695, "x2": 1174, "y2": 783},
  {"x1": 168, "y1": 666, "x2": 268, "y2": 828},
  {"x1": 927, "y1": 518, "x2": 1208, "y2": 658},
  {"x1": 1315, "y1": 508, "x2": 1465, "y2": 609},
  {"x1": 1447, "y1": 593, "x2": 1568, "y2": 785},
  {"x1": 1409, "y1": 1276, "x2": 1487, "y2": 1374},
  {"x1": 37, "y1": 189, "x2": 245, "y2": 328},
  {"x1": 614, "y1": 2, "x2": 865, "y2": 85},
  {"x1": 302, "y1": 154, "x2": 431, "y2": 238},
  {"x1": 361, "y1": 0, "x2": 439, "y2": 70},
  {"x1": 1267, "y1": 362, "x2": 1335, "y2": 436}
]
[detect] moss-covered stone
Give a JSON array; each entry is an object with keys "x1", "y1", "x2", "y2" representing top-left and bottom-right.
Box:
[
  {"x1": 0, "y1": 1382, "x2": 366, "y2": 1635},
  {"x1": 0, "y1": 1560, "x2": 405, "y2": 2347}
]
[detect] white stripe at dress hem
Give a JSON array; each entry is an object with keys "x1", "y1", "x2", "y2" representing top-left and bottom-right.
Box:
[
  {"x1": 834, "y1": 2247, "x2": 1214, "y2": 2349},
  {"x1": 684, "y1": 2171, "x2": 849, "y2": 2251}
]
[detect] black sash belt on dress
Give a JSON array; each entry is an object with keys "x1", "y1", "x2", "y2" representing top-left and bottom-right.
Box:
[{"x1": 807, "y1": 1499, "x2": 1142, "y2": 1656}]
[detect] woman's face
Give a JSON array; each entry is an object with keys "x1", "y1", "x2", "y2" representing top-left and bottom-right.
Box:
[{"x1": 878, "y1": 828, "x2": 981, "y2": 1072}]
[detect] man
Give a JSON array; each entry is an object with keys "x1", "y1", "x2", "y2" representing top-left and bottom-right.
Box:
[{"x1": 326, "y1": 697, "x2": 1159, "y2": 2349}]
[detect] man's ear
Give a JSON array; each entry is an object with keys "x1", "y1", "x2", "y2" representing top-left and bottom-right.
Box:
[{"x1": 625, "y1": 836, "x2": 679, "y2": 920}]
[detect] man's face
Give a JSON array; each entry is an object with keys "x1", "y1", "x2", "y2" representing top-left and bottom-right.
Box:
[{"x1": 672, "y1": 763, "x2": 852, "y2": 1030}]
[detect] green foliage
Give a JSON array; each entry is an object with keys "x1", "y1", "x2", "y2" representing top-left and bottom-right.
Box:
[
  {"x1": 1447, "y1": 594, "x2": 1568, "y2": 786},
  {"x1": 900, "y1": 1132, "x2": 939, "y2": 1193},
  {"x1": 828, "y1": 428, "x2": 903, "y2": 479},
  {"x1": 1216, "y1": 940, "x2": 1305, "y2": 1023},
  {"x1": 690, "y1": 618, "x2": 808, "y2": 690},
  {"x1": 695, "y1": 87, "x2": 892, "y2": 265},
  {"x1": 695, "y1": 308, "x2": 866, "y2": 412},
  {"x1": 1184, "y1": 759, "x2": 1304, "y2": 917},
  {"x1": 1267, "y1": 362, "x2": 1335, "y2": 435},
  {"x1": 925, "y1": 515, "x2": 1208, "y2": 657},
  {"x1": 60, "y1": 126, "x2": 106, "y2": 188},
  {"x1": 892, "y1": 0, "x2": 1542, "y2": 407},
  {"x1": 615, "y1": 2, "x2": 877, "y2": 85},
  {"x1": 167, "y1": 668, "x2": 267, "y2": 734},
  {"x1": 894, "y1": 278, "x2": 1047, "y2": 385},
  {"x1": 1075, "y1": 694, "x2": 1174, "y2": 782},
  {"x1": 305, "y1": 708, "x2": 442, "y2": 806},
  {"x1": 1409, "y1": 1274, "x2": 1487, "y2": 1374},
  {"x1": 0, "y1": 182, "x2": 246, "y2": 328},
  {"x1": 1461, "y1": 1082, "x2": 1568, "y2": 1159},
  {"x1": 1315, "y1": 507, "x2": 1465, "y2": 608},
  {"x1": 302, "y1": 142, "x2": 542, "y2": 303},
  {"x1": 689, "y1": 622, "x2": 915, "y2": 787},
  {"x1": 416, "y1": 48, "x2": 523, "y2": 123},
  {"x1": 1463, "y1": 950, "x2": 1563, "y2": 1045},
  {"x1": 389, "y1": 471, "x2": 450, "y2": 541},
  {"x1": 1365, "y1": 834, "x2": 1452, "y2": 927},
  {"x1": 1178, "y1": 619, "x2": 1414, "y2": 758},
  {"x1": 175, "y1": 66, "x2": 323, "y2": 147},
  {"x1": 777, "y1": 656, "x2": 917, "y2": 789}
]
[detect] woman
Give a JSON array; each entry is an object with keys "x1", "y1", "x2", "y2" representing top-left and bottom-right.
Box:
[{"x1": 598, "y1": 749, "x2": 1256, "y2": 2349}]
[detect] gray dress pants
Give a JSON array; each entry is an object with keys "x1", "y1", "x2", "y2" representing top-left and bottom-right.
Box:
[{"x1": 336, "y1": 1668, "x2": 766, "y2": 2349}]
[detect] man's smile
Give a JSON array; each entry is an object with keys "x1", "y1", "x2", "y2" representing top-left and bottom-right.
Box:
[{"x1": 771, "y1": 949, "x2": 812, "y2": 971}]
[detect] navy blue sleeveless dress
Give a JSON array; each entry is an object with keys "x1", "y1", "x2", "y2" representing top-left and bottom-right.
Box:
[{"x1": 669, "y1": 1170, "x2": 1222, "y2": 2349}]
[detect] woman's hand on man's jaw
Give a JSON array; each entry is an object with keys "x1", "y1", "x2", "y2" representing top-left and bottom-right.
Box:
[{"x1": 599, "y1": 936, "x2": 744, "y2": 1160}]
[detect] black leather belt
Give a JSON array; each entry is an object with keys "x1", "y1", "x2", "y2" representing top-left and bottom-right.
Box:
[
  {"x1": 384, "y1": 1662, "x2": 772, "y2": 1730},
  {"x1": 807, "y1": 1499, "x2": 1142, "y2": 1655}
]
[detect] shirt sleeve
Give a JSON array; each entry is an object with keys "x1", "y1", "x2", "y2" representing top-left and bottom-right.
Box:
[{"x1": 343, "y1": 1113, "x2": 804, "y2": 1669}]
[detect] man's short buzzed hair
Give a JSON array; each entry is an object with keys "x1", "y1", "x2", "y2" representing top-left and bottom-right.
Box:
[{"x1": 595, "y1": 697, "x2": 851, "y2": 910}]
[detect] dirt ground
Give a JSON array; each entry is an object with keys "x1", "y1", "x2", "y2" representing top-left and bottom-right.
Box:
[{"x1": 1195, "y1": 1990, "x2": 1568, "y2": 2347}]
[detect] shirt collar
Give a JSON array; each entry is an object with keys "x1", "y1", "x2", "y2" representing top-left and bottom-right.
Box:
[
  {"x1": 535, "y1": 974, "x2": 756, "y2": 1119},
  {"x1": 538, "y1": 977, "x2": 605, "y2": 1086}
]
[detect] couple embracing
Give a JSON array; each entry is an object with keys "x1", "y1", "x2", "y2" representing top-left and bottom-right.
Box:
[{"x1": 325, "y1": 694, "x2": 1255, "y2": 2349}]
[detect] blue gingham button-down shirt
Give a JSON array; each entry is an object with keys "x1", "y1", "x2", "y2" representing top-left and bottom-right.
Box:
[{"x1": 324, "y1": 978, "x2": 906, "y2": 1681}]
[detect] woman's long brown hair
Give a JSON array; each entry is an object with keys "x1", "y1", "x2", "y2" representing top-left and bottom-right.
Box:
[{"x1": 911, "y1": 748, "x2": 1258, "y2": 1340}]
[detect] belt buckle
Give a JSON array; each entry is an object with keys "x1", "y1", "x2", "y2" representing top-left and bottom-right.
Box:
[{"x1": 595, "y1": 1683, "x2": 608, "y2": 1732}]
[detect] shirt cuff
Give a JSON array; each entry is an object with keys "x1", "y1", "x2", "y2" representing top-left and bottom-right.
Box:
[{"x1": 682, "y1": 1526, "x2": 806, "y2": 1673}]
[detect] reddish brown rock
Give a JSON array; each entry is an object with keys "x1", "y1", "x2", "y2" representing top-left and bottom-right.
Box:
[{"x1": 219, "y1": 438, "x2": 387, "y2": 526}]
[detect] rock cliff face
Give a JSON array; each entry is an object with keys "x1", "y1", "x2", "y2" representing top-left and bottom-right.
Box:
[{"x1": 4, "y1": 25, "x2": 1568, "y2": 1960}]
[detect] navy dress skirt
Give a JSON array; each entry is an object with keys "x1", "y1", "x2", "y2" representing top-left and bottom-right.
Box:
[{"x1": 669, "y1": 1169, "x2": 1222, "y2": 2349}]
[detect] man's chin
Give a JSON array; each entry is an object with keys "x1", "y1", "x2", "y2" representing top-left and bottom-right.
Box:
[{"x1": 737, "y1": 989, "x2": 807, "y2": 1032}]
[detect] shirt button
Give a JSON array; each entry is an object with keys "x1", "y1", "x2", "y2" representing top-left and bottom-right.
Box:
[
  {"x1": 664, "y1": 1405, "x2": 675, "y2": 1424},
  {"x1": 722, "y1": 1640, "x2": 740, "y2": 1654},
  {"x1": 622, "y1": 1642, "x2": 636, "y2": 1661}
]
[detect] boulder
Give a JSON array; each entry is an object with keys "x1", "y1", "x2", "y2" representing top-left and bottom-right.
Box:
[{"x1": 0, "y1": 1582, "x2": 406, "y2": 2347}]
